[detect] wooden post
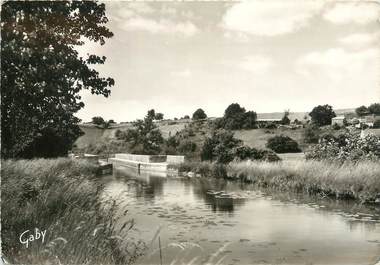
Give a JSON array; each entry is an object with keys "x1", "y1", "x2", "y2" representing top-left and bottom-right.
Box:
[{"x1": 158, "y1": 236, "x2": 163, "y2": 265}]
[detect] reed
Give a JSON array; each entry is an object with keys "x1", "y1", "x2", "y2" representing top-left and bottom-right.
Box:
[
  {"x1": 1, "y1": 158, "x2": 145, "y2": 265},
  {"x1": 228, "y1": 160, "x2": 380, "y2": 203},
  {"x1": 176, "y1": 159, "x2": 380, "y2": 203}
]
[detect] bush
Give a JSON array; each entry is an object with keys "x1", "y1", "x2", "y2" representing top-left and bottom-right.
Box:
[
  {"x1": 200, "y1": 130, "x2": 242, "y2": 163},
  {"x1": 178, "y1": 141, "x2": 197, "y2": 154},
  {"x1": 265, "y1": 122, "x2": 277, "y2": 129},
  {"x1": 374, "y1": 119, "x2": 380, "y2": 129},
  {"x1": 304, "y1": 124, "x2": 320, "y2": 143},
  {"x1": 332, "y1": 123, "x2": 341, "y2": 130},
  {"x1": 306, "y1": 132, "x2": 380, "y2": 162},
  {"x1": 266, "y1": 135, "x2": 301, "y2": 153}
]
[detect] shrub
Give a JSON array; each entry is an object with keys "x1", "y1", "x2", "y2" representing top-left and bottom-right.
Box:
[
  {"x1": 265, "y1": 122, "x2": 277, "y2": 129},
  {"x1": 266, "y1": 135, "x2": 301, "y2": 153},
  {"x1": 178, "y1": 141, "x2": 197, "y2": 154},
  {"x1": 304, "y1": 124, "x2": 320, "y2": 143},
  {"x1": 332, "y1": 123, "x2": 341, "y2": 130},
  {"x1": 374, "y1": 119, "x2": 380, "y2": 129},
  {"x1": 200, "y1": 130, "x2": 242, "y2": 163},
  {"x1": 306, "y1": 132, "x2": 380, "y2": 162},
  {"x1": 259, "y1": 150, "x2": 281, "y2": 162}
]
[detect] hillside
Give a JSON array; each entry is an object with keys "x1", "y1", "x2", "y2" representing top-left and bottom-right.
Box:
[{"x1": 74, "y1": 108, "x2": 357, "y2": 151}]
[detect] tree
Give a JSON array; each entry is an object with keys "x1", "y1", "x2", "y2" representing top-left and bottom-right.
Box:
[
  {"x1": 221, "y1": 103, "x2": 257, "y2": 130},
  {"x1": 368, "y1": 103, "x2": 380, "y2": 115},
  {"x1": 147, "y1": 109, "x2": 156, "y2": 120},
  {"x1": 304, "y1": 124, "x2": 320, "y2": 143},
  {"x1": 281, "y1": 110, "x2": 291, "y2": 125},
  {"x1": 192, "y1": 108, "x2": 207, "y2": 120},
  {"x1": 1, "y1": 1, "x2": 114, "y2": 158},
  {"x1": 92, "y1": 116, "x2": 105, "y2": 126},
  {"x1": 266, "y1": 135, "x2": 301, "y2": 153},
  {"x1": 224, "y1": 103, "x2": 246, "y2": 119},
  {"x1": 155, "y1": 113, "x2": 164, "y2": 120},
  {"x1": 124, "y1": 111, "x2": 164, "y2": 154},
  {"x1": 355, "y1": 105, "x2": 369, "y2": 117},
  {"x1": 309, "y1": 105, "x2": 336, "y2": 126},
  {"x1": 200, "y1": 130, "x2": 242, "y2": 163},
  {"x1": 242, "y1": 111, "x2": 257, "y2": 129}
]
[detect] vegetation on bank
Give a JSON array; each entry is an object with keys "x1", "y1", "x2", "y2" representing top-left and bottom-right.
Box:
[
  {"x1": 1, "y1": 158, "x2": 145, "y2": 264},
  {"x1": 175, "y1": 160, "x2": 380, "y2": 204},
  {"x1": 175, "y1": 131, "x2": 380, "y2": 203}
]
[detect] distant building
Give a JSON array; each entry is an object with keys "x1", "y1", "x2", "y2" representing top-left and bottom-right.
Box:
[{"x1": 332, "y1": 116, "x2": 345, "y2": 126}]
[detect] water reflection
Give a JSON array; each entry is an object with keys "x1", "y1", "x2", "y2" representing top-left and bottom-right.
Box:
[
  {"x1": 103, "y1": 166, "x2": 380, "y2": 265},
  {"x1": 113, "y1": 166, "x2": 249, "y2": 213}
]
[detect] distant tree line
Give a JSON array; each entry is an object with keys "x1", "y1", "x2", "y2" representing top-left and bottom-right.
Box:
[{"x1": 355, "y1": 103, "x2": 380, "y2": 117}]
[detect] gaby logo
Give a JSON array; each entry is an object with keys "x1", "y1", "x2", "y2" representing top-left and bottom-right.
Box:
[{"x1": 19, "y1": 228, "x2": 46, "y2": 248}]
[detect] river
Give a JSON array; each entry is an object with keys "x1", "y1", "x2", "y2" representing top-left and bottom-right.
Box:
[{"x1": 101, "y1": 166, "x2": 380, "y2": 265}]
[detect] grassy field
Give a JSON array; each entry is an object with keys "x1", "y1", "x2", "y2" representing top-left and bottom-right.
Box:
[
  {"x1": 176, "y1": 160, "x2": 380, "y2": 204},
  {"x1": 1, "y1": 158, "x2": 145, "y2": 264}
]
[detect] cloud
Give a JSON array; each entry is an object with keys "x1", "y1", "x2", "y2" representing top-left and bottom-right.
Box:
[
  {"x1": 296, "y1": 48, "x2": 378, "y2": 82},
  {"x1": 339, "y1": 32, "x2": 380, "y2": 47},
  {"x1": 223, "y1": 0, "x2": 324, "y2": 36},
  {"x1": 171, "y1": 69, "x2": 192, "y2": 78},
  {"x1": 323, "y1": 2, "x2": 380, "y2": 24},
  {"x1": 237, "y1": 55, "x2": 273, "y2": 74},
  {"x1": 121, "y1": 18, "x2": 198, "y2": 37}
]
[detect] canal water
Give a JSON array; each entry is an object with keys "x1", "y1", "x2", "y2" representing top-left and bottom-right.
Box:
[{"x1": 101, "y1": 166, "x2": 380, "y2": 265}]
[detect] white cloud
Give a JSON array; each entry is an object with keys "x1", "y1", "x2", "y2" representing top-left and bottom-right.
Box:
[
  {"x1": 323, "y1": 2, "x2": 380, "y2": 24},
  {"x1": 121, "y1": 18, "x2": 198, "y2": 37},
  {"x1": 224, "y1": 31, "x2": 250, "y2": 42},
  {"x1": 296, "y1": 48, "x2": 378, "y2": 82},
  {"x1": 171, "y1": 69, "x2": 192, "y2": 78},
  {"x1": 237, "y1": 55, "x2": 273, "y2": 74},
  {"x1": 339, "y1": 32, "x2": 380, "y2": 47},
  {"x1": 223, "y1": 0, "x2": 324, "y2": 36},
  {"x1": 113, "y1": 2, "x2": 198, "y2": 37}
]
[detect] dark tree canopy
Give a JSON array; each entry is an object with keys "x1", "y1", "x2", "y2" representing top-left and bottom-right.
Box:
[
  {"x1": 124, "y1": 112, "x2": 164, "y2": 155},
  {"x1": 309, "y1": 105, "x2": 336, "y2": 126},
  {"x1": 92, "y1": 116, "x2": 105, "y2": 125},
  {"x1": 1, "y1": 1, "x2": 114, "y2": 158},
  {"x1": 192, "y1": 108, "x2": 207, "y2": 120},
  {"x1": 155, "y1": 112, "x2": 164, "y2": 120},
  {"x1": 215, "y1": 103, "x2": 257, "y2": 130},
  {"x1": 355, "y1": 105, "x2": 370, "y2": 117},
  {"x1": 368, "y1": 103, "x2": 380, "y2": 115}
]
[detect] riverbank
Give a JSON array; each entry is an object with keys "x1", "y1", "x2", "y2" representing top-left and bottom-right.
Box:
[
  {"x1": 174, "y1": 160, "x2": 380, "y2": 204},
  {"x1": 1, "y1": 158, "x2": 145, "y2": 264}
]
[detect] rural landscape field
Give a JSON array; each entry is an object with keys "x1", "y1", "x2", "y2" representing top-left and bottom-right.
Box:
[{"x1": 1, "y1": 1, "x2": 380, "y2": 265}]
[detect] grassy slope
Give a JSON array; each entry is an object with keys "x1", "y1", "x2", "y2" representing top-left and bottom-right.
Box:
[{"x1": 75, "y1": 108, "x2": 378, "y2": 156}]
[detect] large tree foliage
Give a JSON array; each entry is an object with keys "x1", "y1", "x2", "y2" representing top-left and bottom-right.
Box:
[
  {"x1": 122, "y1": 111, "x2": 164, "y2": 155},
  {"x1": 309, "y1": 104, "x2": 336, "y2": 126},
  {"x1": 214, "y1": 103, "x2": 257, "y2": 130},
  {"x1": 192, "y1": 108, "x2": 207, "y2": 120},
  {"x1": 1, "y1": 1, "x2": 114, "y2": 158}
]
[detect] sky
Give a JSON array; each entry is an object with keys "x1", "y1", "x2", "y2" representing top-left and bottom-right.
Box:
[{"x1": 76, "y1": 0, "x2": 380, "y2": 122}]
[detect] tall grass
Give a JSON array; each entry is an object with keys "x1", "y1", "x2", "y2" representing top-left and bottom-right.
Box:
[
  {"x1": 228, "y1": 160, "x2": 380, "y2": 203},
  {"x1": 1, "y1": 158, "x2": 145, "y2": 264}
]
